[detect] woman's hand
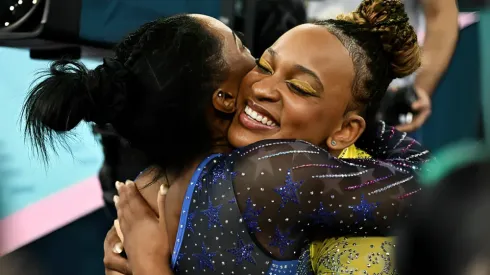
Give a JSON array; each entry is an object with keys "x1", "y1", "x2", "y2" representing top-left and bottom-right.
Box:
[
  {"x1": 114, "y1": 180, "x2": 172, "y2": 274},
  {"x1": 103, "y1": 226, "x2": 132, "y2": 275},
  {"x1": 396, "y1": 86, "x2": 432, "y2": 133}
]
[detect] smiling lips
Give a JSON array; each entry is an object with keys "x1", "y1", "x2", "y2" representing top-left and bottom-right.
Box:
[{"x1": 244, "y1": 105, "x2": 277, "y2": 127}]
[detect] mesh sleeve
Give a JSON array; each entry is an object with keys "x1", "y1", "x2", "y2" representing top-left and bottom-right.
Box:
[{"x1": 230, "y1": 139, "x2": 425, "y2": 260}]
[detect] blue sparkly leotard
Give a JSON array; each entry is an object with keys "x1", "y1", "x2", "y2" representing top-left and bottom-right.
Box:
[{"x1": 171, "y1": 121, "x2": 430, "y2": 275}]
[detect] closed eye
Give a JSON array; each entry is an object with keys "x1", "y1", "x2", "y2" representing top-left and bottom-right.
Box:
[
  {"x1": 286, "y1": 80, "x2": 318, "y2": 97},
  {"x1": 255, "y1": 58, "x2": 273, "y2": 74}
]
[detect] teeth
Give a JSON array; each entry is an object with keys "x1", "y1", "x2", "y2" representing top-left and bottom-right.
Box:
[{"x1": 244, "y1": 105, "x2": 276, "y2": 126}]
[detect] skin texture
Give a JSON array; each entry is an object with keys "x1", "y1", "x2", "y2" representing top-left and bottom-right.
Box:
[{"x1": 228, "y1": 24, "x2": 365, "y2": 154}]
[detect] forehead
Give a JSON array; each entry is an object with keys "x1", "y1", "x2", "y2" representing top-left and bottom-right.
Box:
[
  {"x1": 191, "y1": 14, "x2": 239, "y2": 61},
  {"x1": 190, "y1": 14, "x2": 231, "y2": 34},
  {"x1": 272, "y1": 24, "x2": 354, "y2": 89}
]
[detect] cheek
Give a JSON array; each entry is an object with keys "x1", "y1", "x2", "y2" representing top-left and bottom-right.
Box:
[
  {"x1": 287, "y1": 104, "x2": 330, "y2": 129},
  {"x1": 238, "y1": 70, "x2": 261, "y2": 99},
  {"x1": 282, "y1": 102, "x2": 341, "y2": 139}
]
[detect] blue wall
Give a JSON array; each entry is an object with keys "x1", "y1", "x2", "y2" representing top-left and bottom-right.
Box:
[{"x1": 0, "y1": 48, "x2": 104, "y2": 219}]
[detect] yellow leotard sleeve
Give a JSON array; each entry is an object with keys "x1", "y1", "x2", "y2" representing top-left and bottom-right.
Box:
[
  {"x1": 310, "y1": 237, "x2": 396, "y2": 274},
  {"x1": 309, "y1": 145, "x2": 396, "y2": 275}
]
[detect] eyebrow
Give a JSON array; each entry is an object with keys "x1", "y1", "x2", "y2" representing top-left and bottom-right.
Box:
[
  {"x1": 267, "y1": 48, "x2": 324, "y2": 91},
  {"x1": 232, "y1": 31, "x2": 245, "y2": 47}
]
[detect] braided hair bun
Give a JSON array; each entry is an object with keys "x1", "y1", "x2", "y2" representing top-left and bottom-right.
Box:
[{"x1": 337, "y1": 0, "x2": 420, "y2": 78}]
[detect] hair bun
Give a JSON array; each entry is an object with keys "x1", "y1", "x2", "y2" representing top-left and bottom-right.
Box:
[
  {"x1": 86, "y1": 58, "x2": 129, "y2": 124},
  {"x1": 337, "y1": 0, "x2": 421, "y2": 78}
]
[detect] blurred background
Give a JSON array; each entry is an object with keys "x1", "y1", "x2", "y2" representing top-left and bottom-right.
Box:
[{"x1": 0, "y1": 0, "x2": 488, "y2": 274}]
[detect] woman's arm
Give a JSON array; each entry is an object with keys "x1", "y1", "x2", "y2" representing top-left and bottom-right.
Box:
[
  {"x1": 416, "y1": 0, "x2": 459, "y2": 96},
  {"x1": 230, "y1": 140, "x2": 427, "y2": 258}
]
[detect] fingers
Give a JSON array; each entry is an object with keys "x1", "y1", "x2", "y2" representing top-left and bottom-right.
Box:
[
  {"x1": 396, "y1": 109, "x2": 431, "y2": 132},
  {"x1": 103, "y1": 227, "x2": 132, "y2": 274},
  {"x1": 411, "y1": 98, "x2": 430, "y2": 111},
  {"x1": 115, "y1": 179, "x2": 157, "y2": 236},
  {"x1": 104, "y1": 226, "x2": 121, "y2": 251},
  {"x1": 114, "y1": 180, "x2": 142, "y2": 225},
  {"x1": 103, "y1": 254, "x2": 132, "y2": 275},
  {"x1": 157, "y1": 184, "x2": 168, "y2": 229},
  {"x1": 114, "y1": 219, "x2": 124, "y2": 243}
]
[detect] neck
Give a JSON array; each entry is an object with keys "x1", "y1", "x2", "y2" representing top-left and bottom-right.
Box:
[
  {"x1": 330, "y1": 149, "x2": 343, "y2": 157},
  {"x1": 210, "y1": 136, "x2": 232, "y2": 154},
  {"x1": 209, "y1": 115, "x2": 233, "y2": 154}
]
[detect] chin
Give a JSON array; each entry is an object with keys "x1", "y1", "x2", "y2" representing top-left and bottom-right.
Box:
[{"x1": 227, "y1": 124, "x2": 260, "y2": 148}]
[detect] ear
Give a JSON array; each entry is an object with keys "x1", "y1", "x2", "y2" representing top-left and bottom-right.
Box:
[
  {"x1": 212, "y1": 89, "x2": 236, "y2": 114},
  {"x1": 326, "y1": 113, "x2": 366, "y2": 151}
]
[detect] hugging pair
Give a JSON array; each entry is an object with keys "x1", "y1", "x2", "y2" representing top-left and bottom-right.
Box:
[{"x1": 23, "y1": 0, "x2": 429, "y2": 274}]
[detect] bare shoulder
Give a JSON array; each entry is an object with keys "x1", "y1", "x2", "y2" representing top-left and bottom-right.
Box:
[
  {"x1": 134, "y1": 166, "x2": 167, "y2": 189},
  {"x1": 133, "y1": 166, "x2": 167, "y2": 214}
]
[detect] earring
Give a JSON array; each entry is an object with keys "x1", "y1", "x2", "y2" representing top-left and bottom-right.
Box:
[
  {"x1": 331, "y1": 140, "x2": 337, "y2": 146},
  {"x1": 217, "y1": 91, "x2": 224, "y2": 98}
]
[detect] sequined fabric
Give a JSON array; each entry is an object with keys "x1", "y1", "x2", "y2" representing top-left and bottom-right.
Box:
[
  {"x1": 310, "y1": 237, "x2": 397, "y2": 275},
  {"x1": 173, "y1": 121, "x2": 430, "y2": 274}
]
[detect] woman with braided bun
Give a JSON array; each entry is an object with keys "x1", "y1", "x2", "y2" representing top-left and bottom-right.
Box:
[{"x1": 22, "y1": 1, "x2": 428, "y2": 274}]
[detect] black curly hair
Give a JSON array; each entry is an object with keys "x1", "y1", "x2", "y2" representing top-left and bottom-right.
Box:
[
  {"x1": 22, "y1": 14, "x2": 229, "y2": 173},
  {"x1": 314, "y1": 0, "x2": 421, "y2": 121}
]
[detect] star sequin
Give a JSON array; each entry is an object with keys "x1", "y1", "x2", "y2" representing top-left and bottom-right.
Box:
[
  {"x1": 186, "y1": 212, "x2": 196, "y2": 233},
  {"x1": 192, "y1": 242, "x2": 217, "y2": 271},
  {"x1": 242, "y1": 198, "x2": 264, "y2": 233},
  {"x1": 195, "y1": 176, "x2": 205, "y2": 191},
  {"x1": 348, "y1": 194, "x2": 379, "y2": 221},
  {"x1": 310, "y1": 202, "x2": 336, "y2": 226},
  {"x1": 211, "y1": 160, "x2": 228, "y2": 184},
  {"x1": 269, "y1": 226, "x2": 295, "y2": 256},
  {"x1": 274, "y1": 170, "x2": 303, "y2": 210},
  {"x1": 226, "y1": 236, "x2": 256, "y2": 265},
  {"x1": 201, "y1": 196, "x2": 223, "y2": 229}
]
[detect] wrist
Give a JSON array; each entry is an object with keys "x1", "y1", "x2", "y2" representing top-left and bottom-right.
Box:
[
  {"x1": 133, "y1": 260, "x2": 172, "y2": 275},
  {"x1": 131, "y1": 251, "x2": 171, "y2": 275}
]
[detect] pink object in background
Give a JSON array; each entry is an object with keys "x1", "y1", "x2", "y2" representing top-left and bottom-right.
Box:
[{"x1": 0, "y1": 176, "x2": 104, "y2": 256}]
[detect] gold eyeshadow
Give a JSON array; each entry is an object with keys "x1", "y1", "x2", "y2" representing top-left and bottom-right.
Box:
[
  {"x1": 258, "y1": 58, "x2": 274, "y2": 73},
  {"x1": 286, "y1": 79, "x2": 318, "y2": 95}
]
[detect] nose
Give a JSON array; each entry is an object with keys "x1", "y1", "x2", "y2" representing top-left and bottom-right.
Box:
[{"x1": 251, "y1": 76, "x2": 281, "y2": 103}]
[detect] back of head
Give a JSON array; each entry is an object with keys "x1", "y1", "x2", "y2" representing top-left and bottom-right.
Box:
[
  {"x1": 314, "y1": 0, "x2": 421, "y2": 121},
  {"x1": 397, "y1": 160, "x2": 490, "y2": 275},
  {"x1": 22, "y1": 14, "x2": 228, "y2": 171}
]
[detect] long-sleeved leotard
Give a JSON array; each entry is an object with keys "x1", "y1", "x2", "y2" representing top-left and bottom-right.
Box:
[
  {"x1": 231, "y1": 139, "x2": 422, "y2": 260},
  {"x1": 172, "y1": 122, "x2": 429, "y2": 274}
]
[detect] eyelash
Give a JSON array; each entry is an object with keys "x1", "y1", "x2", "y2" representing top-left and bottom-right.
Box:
[
  {"x1": 287, "y1": 83, "x2": 311, "y2": 96},
  {"x1": 255, "y1": 59, "x2": 310, "y2": 96},
  {"x1": 255, "y1": 59, "x2": 270, "y2": 74}
]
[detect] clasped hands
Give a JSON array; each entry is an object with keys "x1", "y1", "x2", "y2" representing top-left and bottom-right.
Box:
[{"x1": 103, "y1": 180, "x2": 172, "y2": 275}]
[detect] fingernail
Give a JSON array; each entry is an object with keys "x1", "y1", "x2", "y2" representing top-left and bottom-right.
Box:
[
  {"x1": 125, "y1": 180, "x2": 134, "y2": 186},
  {"x1": 160, "y1": 184, "x2": 168, "y2": 195},
  {"x1": 115, "y1": 181, "x2": 123, "y2": 190},
  {"x1": 112, "y1": 242, "x2": 123, "y2": 254},
  {"x1": 113, "y1": 195, "x2": 119, "y2": 205}
]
